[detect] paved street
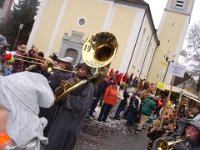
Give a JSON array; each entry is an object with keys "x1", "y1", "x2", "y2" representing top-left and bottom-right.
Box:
[{"x1": 75, "y1": 117, "x2": 149, "y2": 150}]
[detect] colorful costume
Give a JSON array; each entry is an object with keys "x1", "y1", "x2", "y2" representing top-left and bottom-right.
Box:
[{"x1": 2, "y1": 53, "x2": 14, "y2": 76}]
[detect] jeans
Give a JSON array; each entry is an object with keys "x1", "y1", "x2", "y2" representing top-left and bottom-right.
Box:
[
  {"x1": 126, "y1": 111, "x2": 136, "y2": 125},
  {"x1": 98, "y1": 104, "x2": 113, "y2": 121},
  {"x1": 114, "y1": 105, "x2": 124, "y2": 119},
  {"x1": 89, "y1": 98, "x2": 99, "y2": 116}
]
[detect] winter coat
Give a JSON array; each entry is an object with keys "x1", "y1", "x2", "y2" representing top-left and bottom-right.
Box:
[
  {"x1": 95, "y1": 80, "x2": 108, "y2": 99},
  {"x1": 122, "y1": 74, "x2": 128, "y2": 83},
  {"x1": 119, "y1": 89, "x2": 129, "y2": 107},
  {"x1": 109, "y1": 69, "x2": 114, "y2": 78},
  {"x1": 116, "y1": 73, "x2": 122, "y2": 84},
  {"x1": 141, "y1": 97, "x2": 156, "y2": 116},
  {"x1": 48, "y1": 70, "x2": 73, "y2": 91},
  {"x1": 128, "y1": 96, "x2": 139, "y2": 113},
  {"x1": 103, "y1": 86, "x2": 118, "y2": 106},
  {"x1": 45, "y1": 81, "x2": 94, "y2": 150}
]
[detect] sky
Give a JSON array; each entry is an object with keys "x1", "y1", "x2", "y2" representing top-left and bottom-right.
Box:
[
  {"x1": 144, "y1": 0, "x2": 200, "y2": 49},
  {"x1": 144, "y1": 0, "x2": 200, "y2": 28},
  {"x1": 144, "y1": 0, "x2": 200, "y2": 67}
]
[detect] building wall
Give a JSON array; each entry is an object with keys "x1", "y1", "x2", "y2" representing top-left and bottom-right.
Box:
[
  {"x1": 147, "y1": 0, "x2": 195, "y2": 84},
  {"x1": 147, "y1": 11, "x2": 190, "y2": 83},
  {"x1": 128, "y1": 12, "x2": 158, "y2": 78},
  {"x1": 28, "y1": 0, "x2": 158, "y2": 75}
]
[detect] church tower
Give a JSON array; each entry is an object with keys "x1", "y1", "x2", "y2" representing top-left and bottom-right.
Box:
[{"x1": 147, "y1": 0, "x2": 195, "y2": 84}]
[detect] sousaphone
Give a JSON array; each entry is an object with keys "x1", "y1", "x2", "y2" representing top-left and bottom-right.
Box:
[{"x1": 82, "y1": 32, "x2": 118, "y2": 68}]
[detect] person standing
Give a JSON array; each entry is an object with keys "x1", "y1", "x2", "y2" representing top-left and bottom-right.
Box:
[
  {"x1": 137, "y1": 94, "x2": 156, "y2": 131},
  {"x1": 45, "y1": 63, "x2": 94, "y2": 150},
  {"x1": 39, "y1": 56, "x2": 74, "y2": 136},
  {"x1": 114, "y1": 83, "x2": 129, "y2": 120},
  {"x1": 12, "y1": 44, "x2": 28, "y2": 73},
  {"x1": 126, "y1": 92, "x2": 141, "y2": 126},
  {"x1": 89, "y1": 76, "x2": 110, "y2": 117},
  {"x1": 98, "y1": 81, "x2": 118, "y2": 122}
]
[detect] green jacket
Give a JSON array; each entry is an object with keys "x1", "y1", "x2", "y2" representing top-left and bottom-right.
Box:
[{"x1": 141, "y1": 97, "x2": 156, "y2": 116}]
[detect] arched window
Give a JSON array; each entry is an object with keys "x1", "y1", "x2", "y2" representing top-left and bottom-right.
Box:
[{"x1": 65, "y1": 48, "x2": 78, "y2": 65}]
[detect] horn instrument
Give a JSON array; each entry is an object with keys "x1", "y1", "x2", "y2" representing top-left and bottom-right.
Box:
[
  {"x1": 14, "y1": 56, "x2": 75, "y2": 73},
  {"x1": 14, "y1": 54, "x2": 45, "y2": 63},
  {"x1": 156, "y1": 137, "x2": 184, "y2": 150},
  {"x1": 55, "y1": 32, "x2": 118, "y2": 102}
]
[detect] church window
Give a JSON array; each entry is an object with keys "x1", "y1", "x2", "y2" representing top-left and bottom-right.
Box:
[
  {"x1": 65, "y1": 48, "x2": 78, "y2": 65},
  {"x1": 78, "y1": 18, "x2": 86, "y2": 26}
]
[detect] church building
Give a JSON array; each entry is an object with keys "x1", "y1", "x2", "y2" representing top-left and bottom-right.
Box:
[{"x1": 27, "y1": 0, "x2": 195, "y2": 84}]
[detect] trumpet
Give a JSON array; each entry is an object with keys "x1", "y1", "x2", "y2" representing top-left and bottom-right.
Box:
[{"x1": 156, "y1": 137, "x2": 184, "y2": 150}]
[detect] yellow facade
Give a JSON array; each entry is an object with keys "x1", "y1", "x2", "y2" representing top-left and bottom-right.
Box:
[
  {"x1": 32, "y1": 0, "x2": 64, "y2": 54},
  {"x1": 108, "y1": 5, "x2": 137, "y2": 70},
  {"x1": 148, "y1": 12, "x2": 190, "y2": 83},
  {"x1": 28, "y1": 0, "x2": 194, "y2": 83},
  {"x1": 129, "y1": 14, "x2": 158, "y2": 79},
  {"x1": 29, "y1": 0, "x2": 157, "y2": 75}
]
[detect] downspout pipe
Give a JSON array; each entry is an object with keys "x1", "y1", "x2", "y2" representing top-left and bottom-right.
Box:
[
  {"x1": 138, "y1": 32, "x2": 153, "y2": 79},
  {"x1": 126, "y1": 10, "x2": 147, "y2": 73}
]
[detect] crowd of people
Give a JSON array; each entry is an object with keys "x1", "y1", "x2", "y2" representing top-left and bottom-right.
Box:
[{"x1": 0, "y1": 42, "x2": 200, "y2": 150}]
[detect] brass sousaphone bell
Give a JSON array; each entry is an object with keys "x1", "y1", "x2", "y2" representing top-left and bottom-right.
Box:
[
  {"x1": 56, "y1": 32, "x2": 118, "y2": 102},
  {"x1": 82, "y1": 32, "x2": 118, "y2": 68}
]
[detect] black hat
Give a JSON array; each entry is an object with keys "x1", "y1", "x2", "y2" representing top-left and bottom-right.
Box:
[{"x1": 76, "y1": 63, "x2": 93, "y2": 75}]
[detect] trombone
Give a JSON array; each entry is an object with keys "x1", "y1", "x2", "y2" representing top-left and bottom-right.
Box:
[{"x1": 14, "y1": 54, "x2": 75, "y2": 73}]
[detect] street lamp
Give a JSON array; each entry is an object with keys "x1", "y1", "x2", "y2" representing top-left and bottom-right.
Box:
[{"x1": 13, "y1": 23, "x2": 24, "y2": 51}]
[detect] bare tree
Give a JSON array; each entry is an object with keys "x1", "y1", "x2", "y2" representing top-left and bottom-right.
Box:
[{"x1": 181, "y1": 22, "x2": 200, "y2": 91}]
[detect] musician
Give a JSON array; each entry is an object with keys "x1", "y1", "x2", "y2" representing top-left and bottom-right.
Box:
[
  {"x1": 12, "y1": 44, "x2": 28, "y2": 73},
  {"x1": 152, "y1": 114, "x2": 200, "y2": 150},
  {"x1": 40, "y1": 56, "x2": 74, "y2": 136},
  {"x1": 25, "y1": 51, "x2": 46, "y2": 76},
  {"x1": 45, "y1": 63, "x2": 94, "y2": 150},
  {"x1": 147, "y1": 106, "x2": 177, "y2": 149},
  {"x1": 0, "y1": 72, "x2": 54, "y2": 150},
  {"x1": 48, "y1": 56, "x2": 74, "y2": 91}
]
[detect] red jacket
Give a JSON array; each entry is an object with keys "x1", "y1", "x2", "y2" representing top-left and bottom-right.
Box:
[
  {"x1": 103, "y1": 86, "x2": 118, "y2": 106},
  {"x1": 122, "y1": 74, "x2": 128, "y2": 83},
  {"x1": 116, "y1": 73, "x2": 122, "y2": 84},
  {"x1": 109, "y1": 69, "x2": 114, "y2": 78}
]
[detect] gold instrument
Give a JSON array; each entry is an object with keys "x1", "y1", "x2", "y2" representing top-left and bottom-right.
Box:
[
  {"x1": 82, "y1": 32, "x2": 118, "y2": 68},
  {"x1": 55, "y1": 32, "x2": 118, "y2": 102},
  {"x1": 14, "y1": 54, "x2": 75, "y2": 73},
  {"x1": 156, "y1": 137, "x2": 184, "y2": 150},
  {"x1": 14, "y1": 54, "x2": 45, "y2": 63},
  {"x1": 56, "y1": 72, "x2": 104, "y2": 103}
]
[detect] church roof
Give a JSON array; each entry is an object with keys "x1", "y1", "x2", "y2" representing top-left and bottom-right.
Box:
[
  {"x1": 117, "y1": 0, "x2": 159, "y2": 44},
  {"x1": 120, "y1": 0, "x2": 148, "y2": 5}
]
